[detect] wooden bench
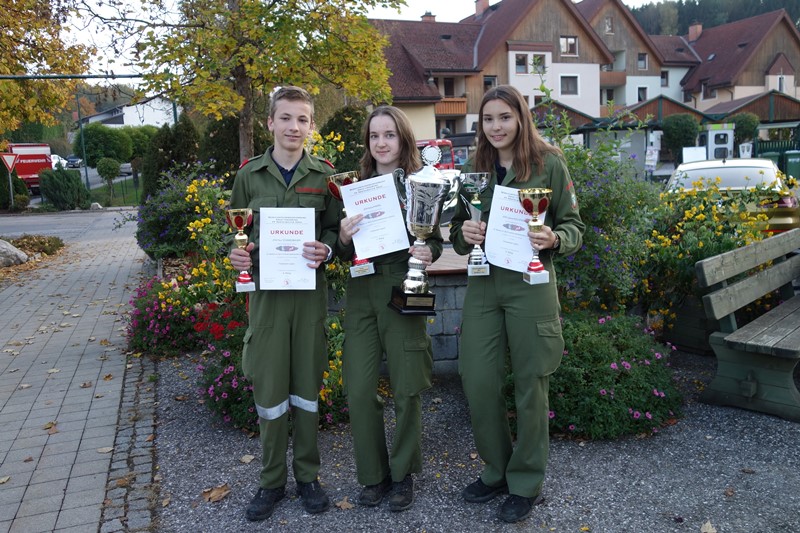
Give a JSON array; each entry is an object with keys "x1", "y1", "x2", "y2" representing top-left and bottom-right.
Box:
[{"x1": 694, "y1": 228, "x2": 800, "y2": 421}]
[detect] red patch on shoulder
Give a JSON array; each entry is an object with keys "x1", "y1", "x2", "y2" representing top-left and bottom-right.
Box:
[
  {"x1": 323, "y1": 159, "x2": 335, "y2": 169},
  {"x1": 238, "y1": 158, "x2": 250, "y2": 169}
]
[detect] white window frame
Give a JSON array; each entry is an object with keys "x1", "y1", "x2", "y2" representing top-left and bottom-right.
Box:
[
  {"x1": 660, "y1": 71, "x2": 669, "y2": 87},
  {"x1": 637, "y1": 53, "x2": 648, "y2": 70},
  {"x1": 560, "y1": 36, "x2": 578, "y2": 57},
  {"x1": 515, "y1": 54, "x2": 528, "y2": 74}
]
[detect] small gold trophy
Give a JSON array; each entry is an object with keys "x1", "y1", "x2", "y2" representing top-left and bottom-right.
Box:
[
  {"x1": 518, "y1": 188, "x2": 552, "y2": 285},
  {"x1": 459, "y1": 172, "x2": 491, "y2": 276},
  {"x1": 326, "y1": 171, "x2": 375, "y2": 277},
  {"x1": 226, "y1": 208, "x2": 257, "y2": 292}
]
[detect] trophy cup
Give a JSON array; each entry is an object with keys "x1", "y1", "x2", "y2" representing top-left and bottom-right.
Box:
[
  {"x1": 326, "y1": 171, "x2": 375, "y2": 277},
  {"x1": 226, "y1": 208, "x2": 257, "y2": 292},
  {"x1": 518, "y1": 188, "x2": 552, "y2": 285},
  {"x1": 388, "y1": 146, "x2": 452, "y2": 315},
  {"x1": 459, "y1": 172, "x2": 491, "y2": 276}
]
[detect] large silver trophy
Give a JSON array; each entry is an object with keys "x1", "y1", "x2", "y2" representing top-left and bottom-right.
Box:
[
  {"x1": 388, "y1": 146, "x2": 452, "y2": 315},
  {"x1": 458, "y1": 172, "x2": 491, "y2": 276}
]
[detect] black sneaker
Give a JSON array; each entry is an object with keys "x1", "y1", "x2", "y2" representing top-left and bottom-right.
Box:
[
  {"x1": 462, "y1": 478, "x2": 508, "y2": 503},
  {"x1": 245, "y1": 486, "x2": 285, "y2": 521},
  {"x1": 358, "y1": 475, "x2": 393, "y2": 507},
  {"x1": 388, "y1": 475, "x2": 414, "y2": 512},
  {"x1": 497, "y1": 494, "x2": 544, "y2": 523},
  {"x1": 297, "y1": 479, "x2": 330, "y2": 514}
]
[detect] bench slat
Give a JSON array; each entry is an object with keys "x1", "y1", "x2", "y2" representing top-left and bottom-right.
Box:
[
  {"x1": 696, "y1": 228, "x2": 800, "y2": 288},
  {"x1": 701, "y1": 254, "x2": 800, "y2": 320},
  {"x1": 725, "y1": 295, "x2": 800, "y2": 358}
]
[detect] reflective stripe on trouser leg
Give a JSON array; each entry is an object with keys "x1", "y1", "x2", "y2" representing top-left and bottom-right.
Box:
[{"x1": 245, "y1": 286, "x2": 328, "y2": 488}]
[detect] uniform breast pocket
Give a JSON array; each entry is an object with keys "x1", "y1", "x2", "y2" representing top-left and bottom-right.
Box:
[
  {"x1": 251, "y1": 196, "x2": 278, "y2": 209},
  {"x1": 298, "y1": 193, "x2": 325, "y2": 212}
]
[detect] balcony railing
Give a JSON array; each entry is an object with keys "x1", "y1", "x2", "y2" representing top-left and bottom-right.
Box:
[
  {"x1": 435, "y1": 97, "x2": 467, "y2": 116},
  {"x1": 600, "y1": 71, "x2": 627, "y2": 87}
]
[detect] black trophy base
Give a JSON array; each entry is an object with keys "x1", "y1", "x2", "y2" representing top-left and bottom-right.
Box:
[{"x1": 388, "y1": 285, "x2": 437, "y2": 315}]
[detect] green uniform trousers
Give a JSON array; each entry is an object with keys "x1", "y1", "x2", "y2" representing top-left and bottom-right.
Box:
[
  {"x1": 459, "y1": 265, "x2": 564, "y2": 498},
  {"x1": 242, "y1": 282, "x2": 328, "y2": 489},
  {"x1": 343, "y1": 262, "x2": 433, "y2": 485}
]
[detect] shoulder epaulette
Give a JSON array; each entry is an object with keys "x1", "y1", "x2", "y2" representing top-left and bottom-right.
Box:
[
  {"x1": 239, "y1": 154, "x2": 263, "y2": 169},
  {"x1": 323, "y1": 159, "x2": 335, "y2": 169}
]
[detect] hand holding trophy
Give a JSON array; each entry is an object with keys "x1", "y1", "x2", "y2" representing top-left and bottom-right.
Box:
[
  {"x1": 388, "y1": 146, "x2": 451, "y2": 315},
  {"x1": 226, "y1": 208, "x2": 257, "y2": 292},
  {"x1": 326, "y1": 171, "x2": 375, "y2": 277},
  {"x1": 458, "y1": 172, "x2": 491, "y2": 276},
  {"x1": 518, "y1": 188, "x2": 552, "y2": 285}
]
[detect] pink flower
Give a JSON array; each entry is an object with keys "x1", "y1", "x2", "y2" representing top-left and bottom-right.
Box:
[
  {"x1": 645, "y1": 412, "x2": 653, "y2": 420},
  {"x1": 599, "y1": 389, "x2": 607, "y2": 396},
  {"x1": 548, "y1": 411, "x2": 555, "y2": 419},
  {"x1": 610, "y1": 362, "x2": 618, "y2": 370},
  {"x1": 568, "y1": 424, "x2": 576, "y2": 431},
  {"x1": 598, "y1": 317, "x2": 606, "y2": 324},
  {"x1": 622, "y1": 361, "x2": 631, "y2": 370},
  {"x1": 633, "y1": 411, "x2": 641, "y2": 419},
  {"x1": 654, "y1": 352, "x2": 663, "y2": 359}
]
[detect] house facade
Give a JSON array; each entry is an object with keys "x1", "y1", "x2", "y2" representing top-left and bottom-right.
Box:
[
  {"x1": 371, "y1": 1, "x2": 800, "y2": 141},
  {"x1": 80, "y1": 96, "x2": 179, "y2": 128}
]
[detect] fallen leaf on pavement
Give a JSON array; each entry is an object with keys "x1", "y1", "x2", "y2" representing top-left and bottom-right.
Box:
[
  {"x1": 0, "y1": 476, "x2": 9, "y2": 484},
  {"x1": 239, "y1": 454, "x2": 255, "y2": 464},
  {"x1": 741, "y1": 468, "x2": 755, "y2": 474},
  {"x1": 97, "y1": 447, "x2": 114, "y2": 454},
  {"x1": 88, "y1": 337, "x2": 96, "y2": 342},
  {"x1": 469, "y1": 453, "x2": 478, "y2": 460},
  {"x1": 23, "y1": 457, "x2": 33, "y2": 463},
  {"x1": 162, "y1": 496, "x2": 171, "y2": 507},
  {"x1": 432, "y1": 397, "x2": 442, "y2": 404},
  {"x1": 18, "y1": 384, "x2": 31, "y2": 390},
  {"x1": 47, "y1": 368, "x2": 60, "y2": 374},
  {"x1": 100, "y1": 339, "x2": 111, "y2": 345},
  {"x1": 145, "y1": 434, "x2": 155, "y2": 442},
  {"x1": 8, "y1": 368, "x2": 19, "y2": 373},
  {"x1": 701, "y1": 521, "x2": 717, "y2": 533},
  {"x1": 202, "y1": 483, "x2": 231, "y2": 503},
  {"x1": 335, "y1": 496, "x2": 354, "y2": 510},
  {"x1": 174, "y1": 395, "x2": 188, "y2": 401},
  {"x1": 103, "y1": 374, "x2": 113, "y2": 381},
  {"x1": 724, "y1": 487, "x2": 735, "y2": 497},
  {"x1": 43, "y1": 421, "x2": 57, "y2": 429},
  {"x1": 80, "y1": 381, "x2": 92, "y2": 388}
]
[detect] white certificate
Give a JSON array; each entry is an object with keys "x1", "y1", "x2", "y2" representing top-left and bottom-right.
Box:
[
  {"x1": 340, "y1": 173, "x2": 408, "y2": 259},
  {"x1": 485, "y1": 185, "x2": 547, "y2": 273},
  {"x1": 259, "y1": 207, "x2": 316, "y2": 290}
]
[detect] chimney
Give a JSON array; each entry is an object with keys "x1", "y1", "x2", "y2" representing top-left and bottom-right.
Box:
[
  {"x1": 476, "y1": 0, "x2": 490, "y2": 17},
  {"x1": 421, "y1": 11, "x2": 436, "y2": 22},
  {"x1": 688, "y1": 21, "x2": 703, "y2": 42}
]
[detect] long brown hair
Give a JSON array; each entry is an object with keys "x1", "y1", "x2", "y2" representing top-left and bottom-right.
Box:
[
  {"x1": 473, "y1": 85, "x2": 560, "y2": 182},
  {"x1": 360, "y1": 106, "x2": 422, "y2": 177}
]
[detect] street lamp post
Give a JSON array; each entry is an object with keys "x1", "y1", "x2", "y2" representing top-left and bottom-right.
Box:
[{"x1": 75, "y1": 94, "x2": 90, "y2": 189}]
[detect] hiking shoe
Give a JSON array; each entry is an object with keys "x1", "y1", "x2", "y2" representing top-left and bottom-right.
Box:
[
  {"x1": 497, "y1": 493, "x2": 544, "y2": 523},
  {"x1": 297, "y1": 479, "x2": 330, "y2": 514},
  {"x1": 388, "y1": 475, "x2": 414, "y2": 512},
  {"x1": 358, "y1": 475, "x2": 393, "y2": 507},
  {"x1": 462, "y1": 478, "x2": 508, "y2": 503},
  {"x1": 245, "y1": 486, "x2": 285, "y2": 521}
]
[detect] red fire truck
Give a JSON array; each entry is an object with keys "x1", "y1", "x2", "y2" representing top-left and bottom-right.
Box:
[{"x1": 6, "y1": 143, "x2": 52, "y2": 194}]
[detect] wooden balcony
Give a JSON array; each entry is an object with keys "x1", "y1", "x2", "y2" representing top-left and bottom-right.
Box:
[
  {"x1": 435, "y1": 97, "x2": 467, "y2": 116},
  {"x1": 600, "y1": 70, "x2": 627, "y2": 87}
]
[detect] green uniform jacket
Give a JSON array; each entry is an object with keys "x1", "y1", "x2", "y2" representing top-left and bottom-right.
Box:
[
  {"x1": 229, "y1": 148, "x2": 341, "y2": 286},
  {"x1": 450, "y1": 152, "x2": 583, "y2": 261}
]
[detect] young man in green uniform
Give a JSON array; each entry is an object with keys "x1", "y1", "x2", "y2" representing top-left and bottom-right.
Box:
[{"x1": 228, "y1": 86, "x2": 341, "y2": 522}]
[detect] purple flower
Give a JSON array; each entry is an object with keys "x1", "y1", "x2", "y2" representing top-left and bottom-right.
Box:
[
  {"x1": 598, "y1": 317, "x2": 606, "y2": 324},
  {"x1": 548, "y1": 411, "x2": 555, "y2": 419},
  {"x1": 599, "y1": 389, "x2": 607, "y2": 396},
  {"x1": 610, "y1": 362, "x2": 619, "y2": 370},
  {"x1": 568, "y1": 424, "x2": 576, "y2": 431},
  {"x1": 622, "y1": 361, "x2": 631, "y2": 370},
  {"x1": 633, "y1": 411, "x2": 641, "y2": 419},
  {"x1": 645, "y1": 412, "x2": 653, "y2": 420}
]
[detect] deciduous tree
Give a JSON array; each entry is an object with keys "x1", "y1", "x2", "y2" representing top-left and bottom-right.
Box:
[{"x1": 0, "y1": 0, "x2": 93, "y2": 137}]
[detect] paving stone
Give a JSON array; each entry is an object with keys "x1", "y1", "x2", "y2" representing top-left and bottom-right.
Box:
[
  {"x1": 123, "y1": 510, "x2": 151, "y2": 531},
  {"x1": 6, "y1": 510, "x2": 58, "y2": 533},
  {"x1": 15, "y1": 494, "x2": 63, "y2": 518},
  {"x1": 54, "y1": 505, "x2": 101, "y2": 530},
  {"x1": 99, "y1": 518, "x2": 124, "y2": 533}
]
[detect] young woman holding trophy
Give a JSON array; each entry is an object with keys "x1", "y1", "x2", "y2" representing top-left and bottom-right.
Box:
[
  {"x1": 449, "y1": 85, "x2": 585, "y2": 523},
  {"x1": 335, "y1": 106, "x2": 442, "y2": 512}
]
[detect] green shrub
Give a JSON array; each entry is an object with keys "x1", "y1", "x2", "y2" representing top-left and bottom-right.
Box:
[
  {"x1": 11, "y1": 194, "x2": 29, "y2": 212},
  {"x1": 319, "y1": 105, "x2": 367, "y2": 172},
  {"x1": 39, "y1": 167, "x2": 91, "y2": 210},
  {"x1": 73, "y1": 122, "x2": 133, "y2": 167},
  {"x1": 504, "y1": 311, "x2": 683, "y2": 440},
  {"x1": 0, "y1": 165, "x2": 29, "y2": 210},
  {"x1": 662, "y1": 114, "x2": 700, "y2": 164},
  {"x1": 199, "y1": 115, "x2": 271, "y2": 181}
]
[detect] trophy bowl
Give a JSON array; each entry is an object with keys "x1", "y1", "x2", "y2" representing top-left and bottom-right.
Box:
[
  {"x1": 517, "y1": 188, "x2": 552, "y2": 285},
  {"x1": 458, "y1": 172, "x2": 491, "y2": 276},
  {"x1": 388, "y1": 152, "x2": 451, "y2": 315},
  {"x1": 226, "y1": 207, "x2": 256, "y2": 292}
]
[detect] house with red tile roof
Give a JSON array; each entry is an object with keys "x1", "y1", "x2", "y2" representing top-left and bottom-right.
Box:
[
  {"x1": 675, "y1": 10, "x2": 800, "y2": 113},
  {"x1": 575, "y1": 0, "x2": 665, "y2": 114},
  {"x1": 371, "y1": 0, "x2": 613, "y2": 139}
]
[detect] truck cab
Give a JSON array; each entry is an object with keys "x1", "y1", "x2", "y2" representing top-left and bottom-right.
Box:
[{"x1": 6, "y1": 143, "x2": 52, "y2": 195}]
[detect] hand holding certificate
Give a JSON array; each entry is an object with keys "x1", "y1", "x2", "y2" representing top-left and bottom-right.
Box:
[
  {"x1": 259, "y1": 207, "x2": 316, "y2": 290},
  {"x1": 339, "y1": 173, "x2": 408, "y2": 259}
]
